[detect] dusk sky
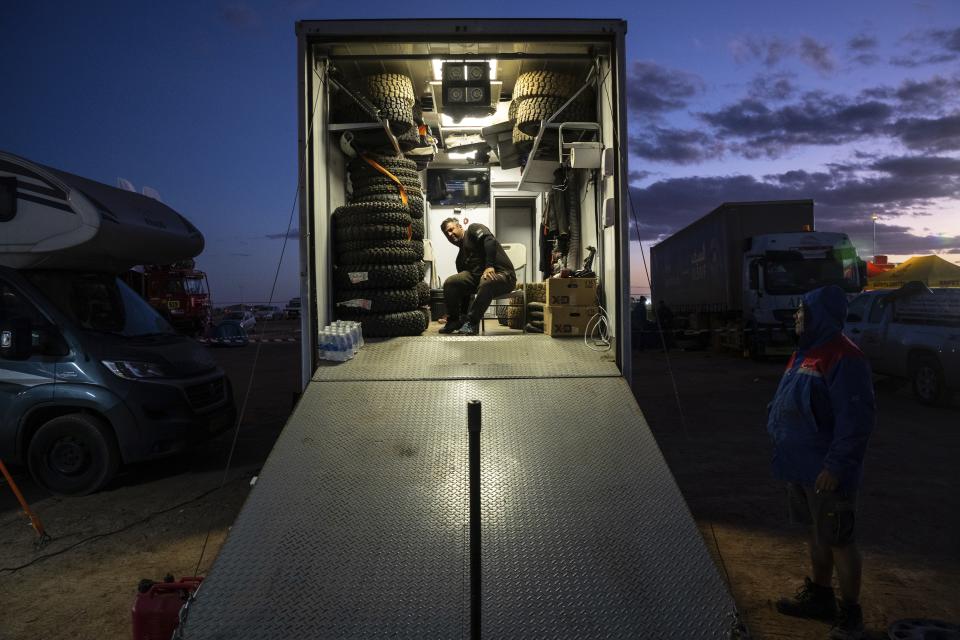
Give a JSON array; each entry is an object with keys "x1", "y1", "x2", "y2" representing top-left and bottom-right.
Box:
[{"x1": 2, "y1": 1, "x2": 958, "y2": 302}]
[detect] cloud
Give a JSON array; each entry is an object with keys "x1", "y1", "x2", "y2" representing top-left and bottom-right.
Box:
[
  {"x1": 218, "y1": 3, "x2": 259, "y2": 28},
  {"x1": 848, "y1": 34, "x2": 878, "y2": 51},
  {"x1": 847, "y1": 36, "x2": 880, "y2": 66},
  {"x1": 892, "y1": 27, "x2": 960, "y2": 66},
  {"x1": 863, "y1": 75, "x2": 960, "y2": 113},
  {"x1": 799, "y1": 37, "x2": 835, "y2": 72},
  {"x1": 627, "y1": 157, "x2": 960, "y2": 256},
  {"x1": 698, "y1": 92, "x2": 893, "y2": 157},
  {"x1": 625, "y1": 62, "x2": 704, "y2": 115},
  {"x1": 891, "y1": 112, "x2": 960, "y2": 151},
  {"x1": 629, "y1": 170, "x2": 654, "y2": 183},
  {"x1": 929, "y1": 27, "x2": 960, "y2": 53},
  {"x1": 730, "y1": 36, "x2": 792, "y2": 67},
  {"x1": 748, "y1": 72, "x2": 796, "y2": 101},
  {"x1": 629, "y1": 127, "x2": 724, "y2": 164},
  {"x1": 266, "y1": 228, "x2": 299, "y2": 239}
]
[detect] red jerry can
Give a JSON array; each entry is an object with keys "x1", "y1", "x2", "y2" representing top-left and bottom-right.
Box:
[{"x1": 131, "y1": 574, "x2": 203, "y2": 640}]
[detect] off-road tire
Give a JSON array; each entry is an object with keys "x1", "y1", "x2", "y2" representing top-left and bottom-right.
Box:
[
  {"x1": 333, "y1": 262, "x2": 424, "y2": 290},
  {"x1": 336, "y1": 309, "x2": 429, "y2": 337},
  {"x1": 410, "y1": 219, "x2": 424, "y2": 240},
  {"x1": 337, "y1": 245, "x2": 422, "y2": 265},
  {"x1": 351, "y1": 181, "x2": 424, "y2": 200},
  {"x1": 348, "y1": 192, "x2": 424, "y2": 218},
  {"x1": 332, "y1": 96, "x2": 414, "y2": 134},
  {"x1": 350, "y1": 168, "x2": 422, "y2": 188},
  {"x1": 27, "y1": 413, "x2": 120, "y2": 496},
  {"x1": 516, "y1": 95, "x2": 595, "y2": 136},
  {"x1": 334, "y1": 287, "x2": 420, "y2": 314},
  {"x1": 359, "y1": 74, "x2": 416, "y2": 104},
  {"x1": 336, "y1": 238, "x2": 423, "y2": 255},
  {"x1": 513, "y1": 71, "x2": 581, "y2": 100},
  {"x1": 332, "y1": 204, "x2": 413, "y2": 228},
  {"x1": 416, "y1": 281, "x2": 431, "y2": 306},
  {"x1": 334, "y1": 223, "x2": 414, "y2": 243},
  {"x1": 350, "y1": 153, "x2": 419, "y2": 174}
]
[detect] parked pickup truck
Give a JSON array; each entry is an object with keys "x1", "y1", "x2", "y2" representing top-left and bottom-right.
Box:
[{"x1": 844, "y1": 282, "x2": 960, "y2": 405}]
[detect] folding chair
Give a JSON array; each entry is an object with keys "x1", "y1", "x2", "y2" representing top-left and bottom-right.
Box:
[{"x1": 480, "y1": 243, "x2": 527, "y2": 334}]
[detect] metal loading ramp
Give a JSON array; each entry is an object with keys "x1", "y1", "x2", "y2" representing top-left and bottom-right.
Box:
[{"x1": 180, "y1": 338, "x2": 737, "y2": 638}]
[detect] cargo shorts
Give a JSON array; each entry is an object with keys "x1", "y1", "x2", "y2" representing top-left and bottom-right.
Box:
[{"x1": 786, "y1": 482, "x2": 857, "y2": 548}]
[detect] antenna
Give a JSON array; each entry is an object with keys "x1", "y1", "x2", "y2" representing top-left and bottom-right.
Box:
[
  {"x1": 142, "y1": 186, "x2": 162, "y2": 202},
  {"x1": 117, "y1": 177, "x2": 136, "y2": 192}
]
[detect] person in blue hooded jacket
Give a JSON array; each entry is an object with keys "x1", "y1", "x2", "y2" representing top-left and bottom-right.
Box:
[{"x1": 767, "y1": 285, "x2": 875, "y2": 640}]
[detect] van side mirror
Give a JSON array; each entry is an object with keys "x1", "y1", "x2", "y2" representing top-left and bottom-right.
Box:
[
  {"x1": 0, "y1": 318, "x2": 33, "y2": 360},
  {"x1": 846, "y1": 313, "x2": 862, "y2": 323}
]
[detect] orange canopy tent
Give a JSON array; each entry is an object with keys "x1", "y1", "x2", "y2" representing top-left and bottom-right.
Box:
[{"x1": 867, "y1": 254, "x2": 960, "y2": 289}]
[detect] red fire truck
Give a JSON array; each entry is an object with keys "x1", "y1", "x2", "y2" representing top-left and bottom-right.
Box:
[{"x1": 122, "y1": 260, "x2": 212, "y2": 336}]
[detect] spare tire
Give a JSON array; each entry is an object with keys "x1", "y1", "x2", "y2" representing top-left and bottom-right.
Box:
[
  {"x1": 337, "y1": 245, "x2": 423, "y2": 265},
  {"x1": 336, "y1": 309, "x2": 429, "y2": 337},
  {"x1": 359, "y1": 74, "x2": 416, "y2": 105},
  {"x1": 515, "y1": 95, "x2": 595, "y2": 136},
  {"x1": 349, "y1": 192, "x2": 424, "y2": 218},
  {"x1": 332, "y1": 204, "x2": 413, "y2": 228},
  {"x1": 336, "y1": 238, "x2": 423, "y2": 255},
  {"x1": 333, "y1": 262, "x2": 424, "y2": 290},
  {"x1": 350, "y1": 153, "x2": 419, "y2": 174},
  {"x1": 416, "y1": 281, "x2": 431, "y2": 306},
  {"x1": 513, "y1": 71, "x2": 581, "y2": 100},
  {"x1": 334, "y1": 223, "x2": 414, "y2": 243},
  {"x1": 334, "y1": 287, "x2": 419, "y2": 314}
]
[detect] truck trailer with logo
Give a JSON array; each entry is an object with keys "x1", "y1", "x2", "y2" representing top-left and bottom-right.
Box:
[{"x1": 178, "y1": 19, "x2": 743, "y2": 638}]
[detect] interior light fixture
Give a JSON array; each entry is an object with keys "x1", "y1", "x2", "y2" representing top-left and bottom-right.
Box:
[{"x1": 432, "y1": 59, "x2": 497, "y2": 81}]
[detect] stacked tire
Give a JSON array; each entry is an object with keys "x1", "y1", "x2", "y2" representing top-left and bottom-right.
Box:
[
  {"x1": 333, "y1": 73, "x2": 417, "y2": 135},
  {"x1": 510, "y1": 71, "x2": 596, "y2": 154},
  {"x1": 333, "y1": 153, "x2": 429, "y2": 337}
]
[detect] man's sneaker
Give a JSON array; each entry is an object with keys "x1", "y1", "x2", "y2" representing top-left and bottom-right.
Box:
[
  {"x1": 828, "y1": 601, "x2": 865, "y2": 640},
  {"x1": 454, "y1": 321, "x2": 479, "y2": 335},
  {"x1": 439, "y1": 319, "x2": 464, "y2": 334},
  {"x1": 775, "y1": 577, "x2": 837, "y2": 621}
]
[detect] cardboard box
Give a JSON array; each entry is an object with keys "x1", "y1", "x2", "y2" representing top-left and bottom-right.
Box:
[
  {"x1": 544, "y1": 305, "x2": 597, "y2": 337},
  {"x1": 546, "y1": 277, "x2": 598, "y2": 306}
]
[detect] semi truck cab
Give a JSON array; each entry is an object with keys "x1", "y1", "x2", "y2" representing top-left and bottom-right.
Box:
[{"x1": 741, "y1": 231, "x2": 865, "y2": 356}]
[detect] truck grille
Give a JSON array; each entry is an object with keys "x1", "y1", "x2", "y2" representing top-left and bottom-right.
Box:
[{"x1": 185, "y1": 377, "x2": 225, "y2": 410}]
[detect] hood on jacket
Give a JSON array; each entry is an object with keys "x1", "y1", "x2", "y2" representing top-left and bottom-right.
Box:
[{"x1": 799, "y1": 284, "x2": 848, "y2": 349}]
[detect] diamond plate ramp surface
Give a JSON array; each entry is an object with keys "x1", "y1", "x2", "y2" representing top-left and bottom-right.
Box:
[
  {"x1": 313, "y1": 335, "x2": 619, "y2": 381},
  {"x1": 181, "y1": 378, "x2": 736, "y2": 639}
]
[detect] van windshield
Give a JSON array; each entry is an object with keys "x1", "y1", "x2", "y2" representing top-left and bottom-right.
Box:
[{"x1": 25, "y1": 271, "x2": 176, "y2": 337}]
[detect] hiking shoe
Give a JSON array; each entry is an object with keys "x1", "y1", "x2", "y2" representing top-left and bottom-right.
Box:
[
  {"x1": 828, "y1": 601, "x2": 865, "y2": 640},
  {"x1": 775, "y1": 577, "x2": 837, "y2": 621},
  {"x1": 454, "y1": 321, "x2": 479, "y2": 335},
  {"x1": 439, "y1": 319, "x2": 464, "y2": 334}
]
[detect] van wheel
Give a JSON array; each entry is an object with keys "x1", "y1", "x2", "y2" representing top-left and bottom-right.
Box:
[
  {"x1": 911, "y1": 357, "x2": 946, "y2": 405},
  {"x1": 27, "y1": 413, "x2": 120, "y2": 496}
]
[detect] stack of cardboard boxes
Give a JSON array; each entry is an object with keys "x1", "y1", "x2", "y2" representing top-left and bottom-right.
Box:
[{"x1": 544, "y1": 277, "x2": 598, "y2": 337}]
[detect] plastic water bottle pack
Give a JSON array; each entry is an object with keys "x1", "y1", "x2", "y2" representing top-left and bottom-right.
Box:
[{"x1": 318, "y1": 321, "x2": 363, "y2": 362}]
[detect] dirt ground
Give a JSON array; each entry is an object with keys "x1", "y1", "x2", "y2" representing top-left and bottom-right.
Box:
[
  {"x1": 631, "y1": 348, "x2": 960, "y2": 639},
  {"x1": 1, "y1": 325, "x2": 957, "y2": 639}
]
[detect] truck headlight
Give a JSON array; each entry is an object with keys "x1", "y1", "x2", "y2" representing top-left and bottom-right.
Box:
[{"x1": 102, "y1": 360, "x2": 168, "y2": 379}]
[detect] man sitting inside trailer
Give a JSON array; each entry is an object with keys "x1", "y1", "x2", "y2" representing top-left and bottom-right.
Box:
[{"x1": 438, "y1": 218, "x2": 516, "y2": 335}]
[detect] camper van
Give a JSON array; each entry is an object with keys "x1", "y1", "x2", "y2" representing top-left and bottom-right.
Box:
[
  {"x1": 0, "y1": 151, "x2": 235, "y2": 496},
  {"x1": 179, "y1": 20, "x2": 741, "y2": 639}
]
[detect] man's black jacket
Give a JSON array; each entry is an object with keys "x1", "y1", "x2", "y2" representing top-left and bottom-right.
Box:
[{"x1": 455, "y1": 223, "x2": 515, "y2": 277}]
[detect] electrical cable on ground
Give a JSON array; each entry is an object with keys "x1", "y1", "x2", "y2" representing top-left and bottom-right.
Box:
[
  {"x1": 0, "y1": 473, "x2": 251, "y2": 574},
  {"x1": 190, "y1": 62, "x2": 325, "y2": 579}
]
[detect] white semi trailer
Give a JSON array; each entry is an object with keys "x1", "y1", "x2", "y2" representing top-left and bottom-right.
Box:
[{"x1": 179, "y1": 19, "x2": 743, "y2": 639}]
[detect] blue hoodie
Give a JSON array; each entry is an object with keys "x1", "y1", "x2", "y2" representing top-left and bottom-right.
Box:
[{"x1": 766, "y1": 285, "x2": 876, "y2": 492}]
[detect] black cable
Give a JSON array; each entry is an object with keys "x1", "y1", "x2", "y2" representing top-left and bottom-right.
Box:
[{"x1": 0, "y1": 474, "x2": 249, "y2": 574}]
